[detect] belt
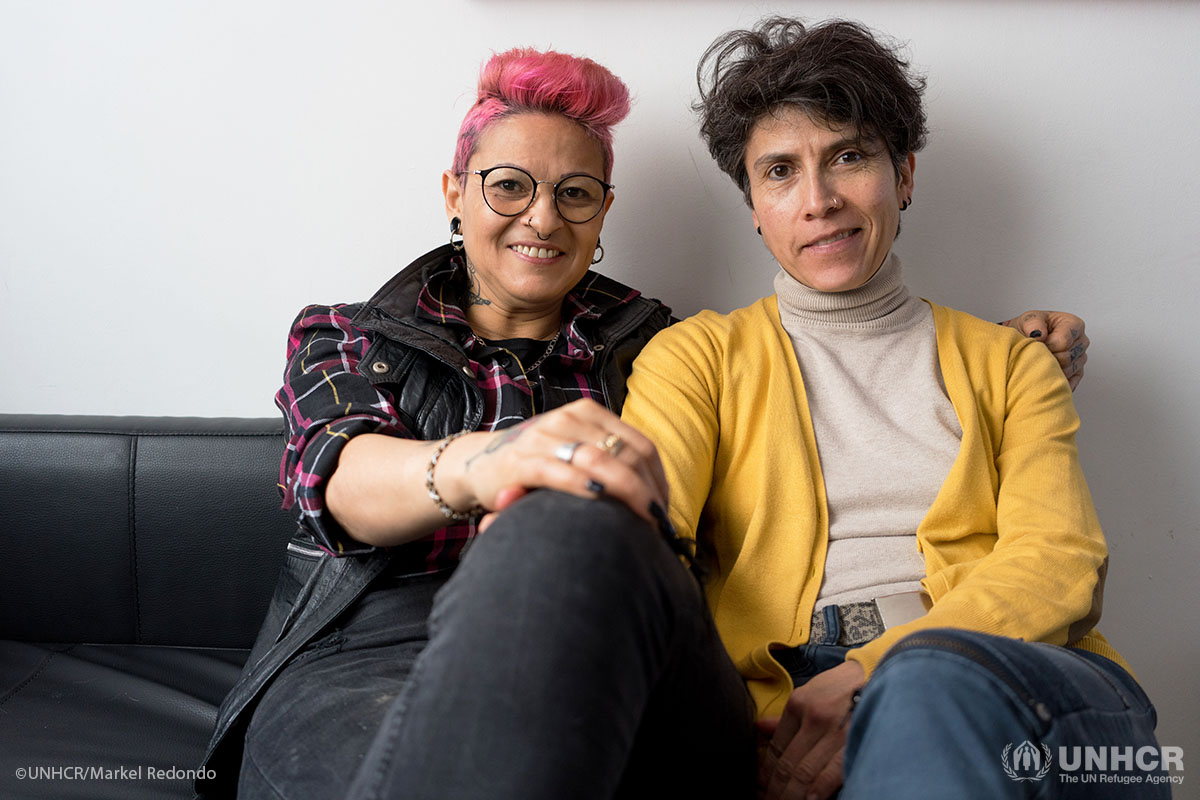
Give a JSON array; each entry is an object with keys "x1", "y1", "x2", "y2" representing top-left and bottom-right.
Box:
[{"x1": 808, "y1": 591, "x2": 931, "y2": 647}]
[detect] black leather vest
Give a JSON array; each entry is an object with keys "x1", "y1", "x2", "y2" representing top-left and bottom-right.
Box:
[{"x1": 197, "y1": 245, "x2": 670, "y2": 796}]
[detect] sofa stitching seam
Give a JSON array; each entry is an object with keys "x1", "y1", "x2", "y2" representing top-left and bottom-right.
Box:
[
  {"x1": 129, "y1": 434, "x2": 143, "y2": 644},
  {"x1": 0, "y1": 646, "x2": 74, "y2": 708}
]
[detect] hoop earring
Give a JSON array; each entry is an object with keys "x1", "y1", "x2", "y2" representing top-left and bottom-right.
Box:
[
  {"x1": 591, "y1": 238, "x2": 604, "y2": 265},
  {"x1": 900, "y1": 198, "x2": 912, "y2": 211},
  {"x1": 449, "y1": 217, "x2": 464, "y2": 252}
]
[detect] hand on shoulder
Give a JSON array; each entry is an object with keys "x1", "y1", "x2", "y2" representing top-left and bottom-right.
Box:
[{"x1": 1001, "y1": 310, "x2": 1088, "y2": 391}]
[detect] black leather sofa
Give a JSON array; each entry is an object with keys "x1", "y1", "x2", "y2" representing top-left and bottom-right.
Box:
[{"x1": 0, "y1": 415, "x2": 295, "y2": 800}]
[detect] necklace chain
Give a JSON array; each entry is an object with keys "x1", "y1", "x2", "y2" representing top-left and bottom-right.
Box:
[
  {"x1": 479, "y1": 330, "x2": 562, "y2": 375},
  {"x1": 523, "y1": 330, "x2": 561, "y2": 374}
]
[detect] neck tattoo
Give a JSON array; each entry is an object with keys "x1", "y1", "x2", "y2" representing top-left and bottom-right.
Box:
[{"x1": 465, "y1": 259, "x2": 491, "y2": 307}]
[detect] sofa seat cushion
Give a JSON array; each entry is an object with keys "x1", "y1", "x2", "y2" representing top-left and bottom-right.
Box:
[{"x1": 0, "y1": 642, "x2": 247, "y2": 799}]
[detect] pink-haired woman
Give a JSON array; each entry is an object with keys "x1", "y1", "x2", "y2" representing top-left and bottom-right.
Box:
[
  {"x1": 198, "y1": 49, "x2": 756, "y2": 800},
  {"x1": 198, "y1": 48, "x2": 1088, "y2": 799}
]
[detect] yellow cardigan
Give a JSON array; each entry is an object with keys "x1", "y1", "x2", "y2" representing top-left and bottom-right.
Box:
[{"x1": 621, "y1": 295, "x2": 1127, "y2": 719}]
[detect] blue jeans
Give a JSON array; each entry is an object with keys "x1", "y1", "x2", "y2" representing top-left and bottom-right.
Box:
[
  {"x1": 782, "y1": 622, "x2": 1166, "y2": 799},
  {"x1": 239, "y1": 490, "x2": 756, "y2": 799}
]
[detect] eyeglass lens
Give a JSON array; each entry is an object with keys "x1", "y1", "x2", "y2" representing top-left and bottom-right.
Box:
[{"x1": 479, "y1": 167, "x2": 606, "y2": 224}]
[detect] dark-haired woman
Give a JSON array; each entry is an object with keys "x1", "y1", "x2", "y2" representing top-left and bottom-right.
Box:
[{"x1": 622, "y1": 17, "x2": 1162, "y2": 800}]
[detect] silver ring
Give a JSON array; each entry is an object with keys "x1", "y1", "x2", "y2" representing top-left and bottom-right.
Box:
[{"x1": 554, "y1": 441, "x2": 583, "y2": 464}]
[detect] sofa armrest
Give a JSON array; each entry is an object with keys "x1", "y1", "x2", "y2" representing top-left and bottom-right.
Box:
[{"x1": 0, "y1": 415, "x2": 296, "y2": 649}]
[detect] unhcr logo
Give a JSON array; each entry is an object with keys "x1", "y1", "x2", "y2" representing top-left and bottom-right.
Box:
[
  {"x1": 1002, "y1": 741, "x2": 1052, "y2": 782},
  {"x1": 1002, "y1": 741, "x2": 1185, "y2": 788}
]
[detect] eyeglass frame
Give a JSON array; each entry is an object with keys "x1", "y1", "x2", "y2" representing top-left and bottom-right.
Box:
[{"x1": 462, "y1": 165, "x2": 614, "y2": 224}]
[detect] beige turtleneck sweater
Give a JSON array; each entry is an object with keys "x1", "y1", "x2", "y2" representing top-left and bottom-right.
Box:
[{"x1": 773, "y1": 253, "x2": 963, "y2": 608}]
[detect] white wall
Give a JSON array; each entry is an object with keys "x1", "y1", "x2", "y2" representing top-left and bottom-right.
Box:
[{"x1": 3, "y1": 0, "x2": 1197, "y2": 786}]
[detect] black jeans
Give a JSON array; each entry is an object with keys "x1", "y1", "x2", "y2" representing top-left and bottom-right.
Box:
[{"x1": 239, "y1": 491, "x2": 756, "y2": 799}]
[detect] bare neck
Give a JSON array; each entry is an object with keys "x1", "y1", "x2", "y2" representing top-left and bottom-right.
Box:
[{"x1": 465, "y1": 303, "x2": 562, "y2": 341}]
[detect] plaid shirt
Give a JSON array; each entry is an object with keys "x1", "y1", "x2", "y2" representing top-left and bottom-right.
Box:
[{"x1": 275, "y1": 253, "x2": 648, "y2": 575}]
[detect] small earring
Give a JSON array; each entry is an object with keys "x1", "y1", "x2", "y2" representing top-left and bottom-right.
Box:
[
  {"x1": 756, "y1": 226, "x2": 762, "y2": 236},
  {"x1": 592, "y1": 238, "x2": 604, "y2": 265},
  {"x1": 449, "y1": 217, "x2": 464, "y2": 252},
  {"x1": 900, "y1": 198, "x2": 912, "y2": 211}
]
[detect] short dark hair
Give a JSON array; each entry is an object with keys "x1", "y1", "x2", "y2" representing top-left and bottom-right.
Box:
[{"x1": 694, "y1": 17, "x2": 928, "y2": 205}]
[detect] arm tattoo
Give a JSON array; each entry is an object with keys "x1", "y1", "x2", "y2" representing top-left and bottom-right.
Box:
[
  {"x1": 466, "y1": 260, "x2": 491, "y2": 307},
  {"x1": 465, "y1": 423, "x2": 527, "y2": 470}
]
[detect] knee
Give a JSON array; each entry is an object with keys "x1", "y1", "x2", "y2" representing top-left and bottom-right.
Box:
[
  {"x1": 876, "y1": 627, "x2": 1010, "y2": 674},
  {"x1": 460, "y1": 490, "x2": 696, "y2": 614},
  {"x1": 481, "y1": 490, "x2": 667, "y2": 569},
  {"x1": 864, "y1": 629, "x2": 1020, "y2": 713},
  {"x1": 844, "y1": 631, "x2": 1050, "y2": 792}
]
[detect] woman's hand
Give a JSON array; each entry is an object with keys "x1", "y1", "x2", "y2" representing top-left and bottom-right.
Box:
[
  {"x1": 1001, "y1": 310, "x2": 1089, "y2": 390},
  {"x1": 441, "y1": 398, "x2": 670, "y2": 528},
  {"x1": 758, "y1": 660, "x2": 866, "y2": 800},
  {"x1": 325, "y1": 400, "x2": 667, "y2": 548}
]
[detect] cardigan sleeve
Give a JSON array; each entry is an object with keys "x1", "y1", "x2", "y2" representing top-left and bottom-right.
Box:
[
  {"x1": 847, "y1": 335, "x2": 1108, "y2": 676},
  {"x1": 620, "y1": 317, "x2": 722, "y2": 546}
]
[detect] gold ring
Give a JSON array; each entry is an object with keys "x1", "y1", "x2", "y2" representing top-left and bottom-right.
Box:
[{"x1": 596, "y1": 433, "x2": 625, "y2": 456}]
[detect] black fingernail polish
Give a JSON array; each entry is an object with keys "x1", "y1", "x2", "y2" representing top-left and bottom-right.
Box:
[
  {"x1": 1030, "y1": 330, "x2": 1043, "y2": 338},
  {"x1": 649, "y1": 501, "x2": 676, "y2": 538},
  {"x1": 586, "y1": 479, "x2": 605, "y2": 495},
  {"x1": 649, "y1": 501, "x2": 702, "y2": 581}
]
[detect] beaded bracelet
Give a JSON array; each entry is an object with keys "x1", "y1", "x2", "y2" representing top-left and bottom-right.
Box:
[{"x1": 425, "y1": 430, "x2": 483, "y2": 521}]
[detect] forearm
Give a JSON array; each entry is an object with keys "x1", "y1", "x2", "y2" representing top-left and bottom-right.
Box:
[
  {"x1": 326, "y1": 398, "x2": 668, "y2": 547},
  {"x1": 325, "y1": 431, "x2": 488, "y2": 547}
]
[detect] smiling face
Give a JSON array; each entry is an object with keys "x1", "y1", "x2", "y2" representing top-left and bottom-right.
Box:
[
  {"x1": 745, "y1": 106, "x2": 914, "y2": 293},
  {"x1": 443, "y1": 112, "x2": 612, "y2": 334}
]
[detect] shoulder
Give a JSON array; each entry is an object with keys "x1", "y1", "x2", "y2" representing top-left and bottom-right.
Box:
[
  {"x1": 656, "y1": 295, "x2": 777, "y2": 342},
  {"x1": 927, "y1": 302, "x2": 1017, "y2": 340},
  {"x1": 285, "y1": 302, "x2": 367, "y2": 339},
  {"x1": 281, "y1": 302, "x2": 372, "y2": 361},
  {"x1": 926, "y1": 301, "x2": 1069, "y2": 401},
  {"x1": 285, "y1": 245, "x2": 457, "y2": 336},
  {"x1": 570, "y1": 270, "x2": 673, "y2": 336},
  {"x1": 634, "y1": 296, "x2": 779, "y2": 378},
  {"x1": 647, "y1": 296, "x2": 778, "y2": 352},
  {"x1": 927, "y1": 301, "x2": 1034, "y2": 364},
  {"x1": 362, "y1": 244, "x2": 461, "y2": 321}
]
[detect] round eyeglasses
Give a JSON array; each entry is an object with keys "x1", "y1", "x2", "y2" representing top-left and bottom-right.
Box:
[{"x1": 466, "y1": 166, "x2": 613, "y2": 224}]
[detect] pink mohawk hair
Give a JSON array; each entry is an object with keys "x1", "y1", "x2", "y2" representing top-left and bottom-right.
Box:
[{"x1": 452, "y1": 48, "x2": 632, "y2": 182}]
